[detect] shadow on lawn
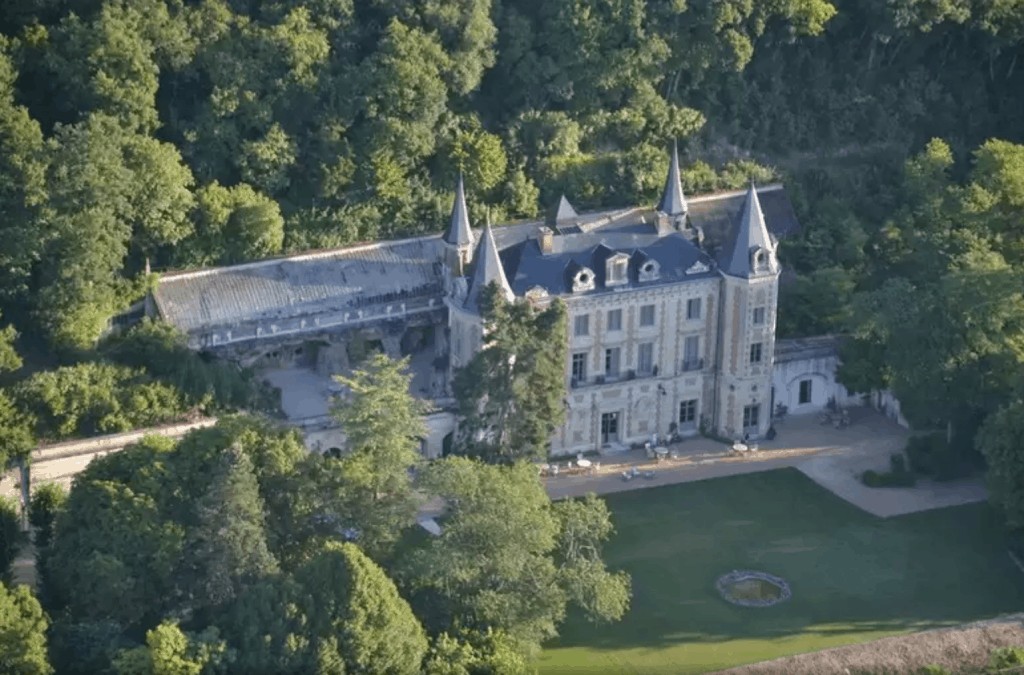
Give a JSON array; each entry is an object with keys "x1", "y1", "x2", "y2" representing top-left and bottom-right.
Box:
[{"x1": 554, "y1": 613, "x2": 974, "y2": 652}]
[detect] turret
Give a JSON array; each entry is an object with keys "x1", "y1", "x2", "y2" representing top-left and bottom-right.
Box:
[
  {"x1": 442, "y1": 173, "x2": 475, "y2": 276},
  {"x1": 464, "y1": 216, "x2": 514, "y2": 313},
  {"x1": 656, "y1": 140, "x2": 688, "y2": 234},
  {"x1": 721, "y1": 183, "x2": 778, "y2": 279}
]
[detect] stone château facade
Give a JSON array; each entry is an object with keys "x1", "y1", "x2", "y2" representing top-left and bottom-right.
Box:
[{"x1": 149, "y1": 145, "x2": 824, "y2": 456}]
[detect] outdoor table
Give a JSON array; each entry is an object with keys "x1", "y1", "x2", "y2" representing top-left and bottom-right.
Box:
[
  {"x1": 654, "y1": 447, "x2": 669, "y2": 459},
  {"x1": 732, "y1": 443, "x2": 748, "y2": 453},
  {"x1": 576, "y1": 458, "x2": 592, "y2": 468}
]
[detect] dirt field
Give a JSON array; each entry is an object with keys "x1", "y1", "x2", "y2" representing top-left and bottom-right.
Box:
[{"x1": 719, "y1": 614, "x2": 1024, "y2": 674}]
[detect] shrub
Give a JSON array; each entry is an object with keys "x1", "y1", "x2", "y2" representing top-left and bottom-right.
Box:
[
  {"x1": 905, "y1": 433, "x2": 971, "y2": 481},
  {"x1": 30, "y1": 483, "x2": 67, "y2": 551},
  {"x1": 860, "y1": 456, "x2": 916, "y2": 488},
  {"x1": 12, "y1": 362, "x2": 189, "y2": 441},
  {"x1": 989, "y1": 646, "x2": 1024, "y2": 670}
]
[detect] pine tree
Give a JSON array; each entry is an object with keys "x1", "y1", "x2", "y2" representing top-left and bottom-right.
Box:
[{"x1": 181, "y1": 444, "x2": 278, "y2": 611}]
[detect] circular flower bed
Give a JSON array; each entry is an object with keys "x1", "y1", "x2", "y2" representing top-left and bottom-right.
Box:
[{"x1": 716, "y1": 570, "x2": 792, "y2": 607}]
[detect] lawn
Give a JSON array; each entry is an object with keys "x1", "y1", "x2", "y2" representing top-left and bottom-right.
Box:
[{"x1": 540, "y1": 468, "x2": 1024, "y2": 674}]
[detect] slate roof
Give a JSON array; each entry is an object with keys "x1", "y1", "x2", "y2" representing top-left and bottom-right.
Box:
[
  {"x1": 443, "y1": 174, "x2": 474, "y2": 248},
  {"x1": 657, "y1": 141, "x2": 687, "y2": 216},
  {"x1": 774, "y1": 335, "x2": 841, "y2": 364},
  {"x1": 686, "y1": 184, "x2": 798, "y2": 266},
  {"x1": 502, "y1": 229, "x2": 717, "y2": 298},
  {"x1": 154, "y1": 236, "x2": 444, "y2": 334},
  {"x1": 721, "y1": 183, "x2": 776, "y2": 278},
  {"x1": 464, "y1": 222, "x2": 514, "y2": 311}
]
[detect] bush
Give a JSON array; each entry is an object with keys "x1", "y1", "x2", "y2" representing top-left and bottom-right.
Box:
[
  {"x1": 860, "y1": 455, "x2": 916, "y2": 488},
  {"x1": 989, "y1": 646, "x2": 1024, "y2": 669},
  {"x1": 29, "y1": 483, "x2": 67, "y2": 551},
  {"x1": 12, "y1": 362, "x2": 189, "y2": 441},
  {"x1": 905, "y1": 433, "x2": 971, "y2": 481}
]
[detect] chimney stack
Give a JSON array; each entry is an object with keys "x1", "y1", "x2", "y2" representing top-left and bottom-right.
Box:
[{"x1": 538, "y1": 226, "x2": 554, "y2": 254}]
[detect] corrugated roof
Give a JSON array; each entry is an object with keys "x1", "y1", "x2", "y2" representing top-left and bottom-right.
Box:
[{"x1": 155, "y1": 236, "x2": 444, "y2": 333}]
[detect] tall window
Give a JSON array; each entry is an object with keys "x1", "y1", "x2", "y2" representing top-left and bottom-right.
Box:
[
  {"x1": 687, "y1": 297, "x2": 702, "y2": 320},
  {"x1": 683, "y1": 335, "x2": 700, "y2": 371},
  {"x1": 604, "y1": 347, "x2": 621, "y2": 378},
  {"x1": 607, "y1": 309, "x2": 622, "y2": 331},
  {"x1": 679, "y1": 399, "x2": 697, "y2": 426},
  {"x1": 607, "y1": 257, "x2": 628, "y2": 284},
  {"x1": 743, "y1": 404, "x2": 760, "y2": 429},
  {"x1": 799, "y1": 379, "x2": 812, "y2": 404},
  {"x1": 640, "y1": 304, "x2": 656, "y2": 327},
  {"x1": 753, "y1": 307, "x2": 766, "y2": 325},
  {"x1": 637, "y1": 342, "x2": 654, "y2": 374},
  {"x1": 574, "y1": 314, "x2": 590, "y2": 337},
  {"x1": 572, "y1": 352, "x2": 588, "y2": 383},
  {"x1": 749, "y1": 342, "x2": 763, "y2": 364}
]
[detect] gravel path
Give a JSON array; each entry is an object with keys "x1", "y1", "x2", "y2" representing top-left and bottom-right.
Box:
[
  {"x1": 719, "y1": 614, "x2": 1024, "y2": 675},
  {"x1": 546, "y1": 410, "x2": 989, "y2": 518}
]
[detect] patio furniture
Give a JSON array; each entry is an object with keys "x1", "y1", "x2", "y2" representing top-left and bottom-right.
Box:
[
  {"x1": 669, "y1": 450, "x2": 680, "y2": 460},
  {"x1": 576, "y1": 458, "x2": 592, "y2": 469},
  {"x1": 621, "y1": 471, "x2": 632, "y2": 481},
  {"x1": 654, "y1": 446, "x2": 669, "y2": 461}
]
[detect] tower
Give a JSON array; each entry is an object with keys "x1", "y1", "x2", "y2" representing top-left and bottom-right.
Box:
[
  {"x1": 655, "y1": 140, "x2": 688, "y2": 235},
  {"x1": 714, "y1": 183, "x2": 780, "y2": 440},
  {"x1": 446, "y1": 217, "x2": 514, "y2": 375},
  {"x1": 442, "y1": 173, "x2": 475, "y2": 276}
]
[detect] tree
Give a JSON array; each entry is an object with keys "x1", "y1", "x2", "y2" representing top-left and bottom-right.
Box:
[
  {"x1": 453, "y1": 285, "x2": 568, "y2": 463},
  {"x1": 186, "y1": 181, "x2": 284, "y2": 266},
  {"x1": 323, "y1": 353, "x2": 427, "y2": 560},
  {"x1": 297, "y1": 541, "x2": 427, "y2": 675},
  {"x1": 112, "y1": 620, "x2": 232, "y2": 675},
  {"x1": 0, "y1": 496, "x2": 21, "y2": 582},
  {"x1": 180, "y1": 444, "x2": 278, "y2": 612},
  {"x1": 404, "y1": 457, "x2": 566, "y2": 651},
  {"x1": 977, "y1": 401, "x2": 1024, "y2": 531},
  {"x1": 0, "y1": 582, "x2": 52, "y2": 675},
  {"x1": 552, "y1": 494, "x2": 631, "y2": 624},
  {"x1": 423, "y1": 629, "x2": 529, "y2": 675}
]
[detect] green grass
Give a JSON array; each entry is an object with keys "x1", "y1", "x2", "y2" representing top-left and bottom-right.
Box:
[{"x1": 540, "y1": 469, "x2": 1024, "y2": 674}]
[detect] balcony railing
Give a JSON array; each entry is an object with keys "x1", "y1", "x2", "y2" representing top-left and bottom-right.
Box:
[
  {"x1": 681, "y1": 358, "x2": 704, "y2": 372},
  {"x1": 571, "y1": 365, "x2": 659, "y2": 389}
]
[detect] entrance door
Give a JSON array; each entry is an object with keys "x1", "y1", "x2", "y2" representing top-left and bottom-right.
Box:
[{"x1": 601, "y1": 412, "x2": 620, "y2": 445}]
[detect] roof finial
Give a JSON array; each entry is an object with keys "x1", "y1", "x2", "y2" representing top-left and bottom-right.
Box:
[
  {"x1": 657, "y1": 139, "x2": 687, "y2": 216},
  {"x1": 443, "y1": 172, "x2": 475, "y2": 248}
]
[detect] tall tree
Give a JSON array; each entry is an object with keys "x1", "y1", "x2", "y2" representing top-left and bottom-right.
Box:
[
  {"x1": 323, "y1": 353, "x2": 427, "y2": 560},
  {"x1": 0, "y1": 582, "x2": 53, "y2": 675},
  {"x1": 976, "y1": 401, "x2": 1024, "y2": 531},
  {"x1": 112, "y1": 620, "x2": 232, "y2": 675},
  {"x1": 453, "y1": 284, "x2": 568, "y2": 463},
  {"x1": 297, "y1": 541, "x2": 428, "y2": 675},
  {"x1": 180, "y1": 444, "x2": 279, "y2": 612}
]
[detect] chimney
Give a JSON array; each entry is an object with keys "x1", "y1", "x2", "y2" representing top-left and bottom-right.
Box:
[{"x1": 538, "y1": 226, "x2": 554, "y2": 254}]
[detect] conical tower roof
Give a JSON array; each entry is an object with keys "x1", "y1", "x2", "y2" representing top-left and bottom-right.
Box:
[
  {"x1": 443, "y1": 173, "x2": 474, "y2": 248},
  {"x1": 554, "y1": 195, "x2": 578, "y2": 223},
  {"x1": 464, "y1": 217, "x2": 514, "y2": 312},
  {"x1": 722, "y1": 183, "x2": 775, "y2": 278},
  {"x1": 657, "y1": 140, "x2": 687, "y2": 216}
]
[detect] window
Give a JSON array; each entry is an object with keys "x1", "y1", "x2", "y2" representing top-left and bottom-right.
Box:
[
  {"x1": 572, "y1": 352, "x2": 588, "y2": 383},
  {"x1": 683, "y1": 335, "x2": 701, "y2": 371},
  {"x1": 574, "y1": 314, "x2": 590, "y2": 337},
  {"x1": 679, "y1": 399, "x2": 697, "y2": 426},
  {"x1": 743, "y1": 404, "x2": 760, "y2": 429},
  {"x1": 604, "y1": 347, "x2": 621, "y2": 378},
  {"x1": 753, "y1": 307, "x2": 766, "y2": 325},
  {"x1": 687, "y1": 297, "x2": 702, "y2": 320},
  {"x1": 640, "y1": 304, "x2": 656, "y2": 327},
  {"x1": 607, "y1": 257, "x2": 628, "y2": 284},
  {"x1": 637, "y1": 342, "x2": 654, "y2": 374},
  {"x1": 607, "y1": 309, "x2": 622, "y2": 331},
  {"x1": 799, "y1": 379, "x2": 812, "y2": 404},
  {"x1": 749, "y1": 342, "x2": 763, "y2": 364}
]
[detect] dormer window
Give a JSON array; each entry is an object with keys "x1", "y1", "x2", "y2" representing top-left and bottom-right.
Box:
[
  {"x1": 572, "y1": 266, "x2": 596, "y2": 293},
  {"x1": 751, "y1": 247, "x2": 773, "y2": 274},
  {"x1": 638, "y1": 259, "x2": 660, "y2": 282},
  {"x1": 606, "y1": 253, "x2": 630, "y2": 287}
]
